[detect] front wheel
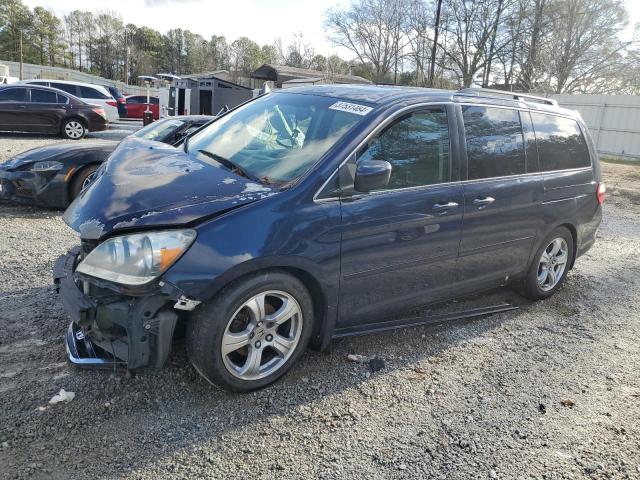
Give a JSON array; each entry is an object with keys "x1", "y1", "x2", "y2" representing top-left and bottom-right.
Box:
[
  {"x1": 520, "y1": 227, "x2": 574, "y2": 300},
  {"x1": 187, "y1": 271, "x2": 314, "y2": 392},
  {"x1": 61, "y1": 118, "x2": 86, "y2": 140}
]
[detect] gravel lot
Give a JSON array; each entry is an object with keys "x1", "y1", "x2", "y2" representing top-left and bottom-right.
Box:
[{"x1": 0, "y1": 134, "x2": 639, "y2": 480}]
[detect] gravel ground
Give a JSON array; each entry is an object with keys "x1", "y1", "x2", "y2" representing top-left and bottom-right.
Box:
[{"x1": 0, "y1": 136, "x2": 638, "y2": 479}]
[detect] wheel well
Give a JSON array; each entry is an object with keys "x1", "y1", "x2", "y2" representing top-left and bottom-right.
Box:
[
  {"x1": 67, "y1": 163, "x2": 100, "y2": 202},
  {"x1": 211, "y1": 266, "x2": 329, "y2": 349},
  {"x1": 61, "y1": 116, "x2": 87, "y2": 132},
  {"x1": 559, "y1": 223, "x2": 578, "y2": 269}
]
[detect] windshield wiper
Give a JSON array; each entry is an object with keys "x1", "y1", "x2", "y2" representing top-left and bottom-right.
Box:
[{"x1": 197, "y1": 150, "x2": 259, "y2": 182}]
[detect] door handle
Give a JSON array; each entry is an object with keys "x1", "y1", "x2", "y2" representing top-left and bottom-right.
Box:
[
  {"x1": 432, "y1": 201, "x2": 459, "y2": 211},
  {"x1": 17, "y1": 105, "x2": 27, "y2": 109},
  {"x1": 472, "y1": 196, "x2": 495, "y2": 206}
]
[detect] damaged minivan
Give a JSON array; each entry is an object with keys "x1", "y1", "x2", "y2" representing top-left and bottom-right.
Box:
[{"x1": 55, "y1": 85, "x2": 604, "y2": 391}]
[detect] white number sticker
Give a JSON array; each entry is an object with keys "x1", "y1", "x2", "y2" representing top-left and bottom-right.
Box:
[{"x1": 328, "y1": 101, "x2": 373, "y2": 116}]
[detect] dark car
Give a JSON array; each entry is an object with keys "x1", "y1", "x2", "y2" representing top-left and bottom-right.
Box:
[
  {"x1": 0, "y1": 115, "x2": 213, "y2": 208},
  {"x1": 0, "y1": 85, "x2": 108, "y2": 139},
  {"x1": 104, "y1": 85, "x2": 127, "y2": 118},
  {"x1": 54, "y1": 86, "x2": 604, "y2": 392}
]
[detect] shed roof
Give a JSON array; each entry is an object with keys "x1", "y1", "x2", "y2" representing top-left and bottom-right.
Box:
[{"x1": 253, "y1": 64, "x2": 371, "y2": 85}]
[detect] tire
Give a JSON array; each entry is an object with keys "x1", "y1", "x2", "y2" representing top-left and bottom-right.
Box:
[
  {"x1": 69, "y1": 164, "x2": 98, "y2": 201},
  {"x1": 187, "y1": 271, "x2": 314, "y2": 392},
  {"x1": 520, "y1": 226, "x2": 574, "y2": 300},
  {"x1": 61, "y1": 118, "x2": 86, "y2": 140}
]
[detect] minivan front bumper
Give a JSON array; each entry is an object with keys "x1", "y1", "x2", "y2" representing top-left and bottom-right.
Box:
[{"x1": 53, "y1": 247, "x2": 182, "y2": 369}]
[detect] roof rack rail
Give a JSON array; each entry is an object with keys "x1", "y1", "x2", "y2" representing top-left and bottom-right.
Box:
[{"x1": 456, "y1": 87, "x2": 558, "y2": 107}]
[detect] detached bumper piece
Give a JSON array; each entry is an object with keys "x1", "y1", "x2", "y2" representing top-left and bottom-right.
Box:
[
  {"x1": 65, "y1": 322, "x2": 124, "y2": 368},
  {"x1": 54, "y1": 248, "x2": 180, "y2": 371}
]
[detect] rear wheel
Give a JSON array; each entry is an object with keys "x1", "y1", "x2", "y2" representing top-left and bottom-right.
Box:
[
  {"x1": 69, "y1": 164, "x2": 98, "y2": 201},
  {"x1": 520, "y1": 227, "x2": 574, "y2": 300},
  {"x1": 61, "y1": 118, "x2": 86, "y2": 140},
  {"x1": 187, "y1": 271, "x2": 314, "y2": 392}
]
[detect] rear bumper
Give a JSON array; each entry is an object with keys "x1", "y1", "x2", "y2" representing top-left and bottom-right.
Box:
[{"x1": 53, "y1": 248, "x2": 180, "y2": 369}]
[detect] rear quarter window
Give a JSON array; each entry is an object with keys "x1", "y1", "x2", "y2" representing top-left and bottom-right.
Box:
[{"x1": 530, "y1": 112, "x2": 591, "y2": 170}]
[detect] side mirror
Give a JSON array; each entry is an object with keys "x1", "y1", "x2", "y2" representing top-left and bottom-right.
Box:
[{"x1": 354, "y1": 160, "x2": 392, "y2": 192}]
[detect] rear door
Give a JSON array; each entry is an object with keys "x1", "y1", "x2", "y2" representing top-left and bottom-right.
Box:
[
  {"x1": 337, "y1": 105, "x2": 464, "y2": 326},
  {"x1": 457, "y1": 104, "x2": 544, "y2": 286},
  {"x1": 26, "y1": 88, "x2": 67, "y2": 132}
]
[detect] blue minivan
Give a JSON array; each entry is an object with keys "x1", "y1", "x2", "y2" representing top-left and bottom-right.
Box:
[{"x1": 55, "y1": 85, "x2": 604, "y2": 391}]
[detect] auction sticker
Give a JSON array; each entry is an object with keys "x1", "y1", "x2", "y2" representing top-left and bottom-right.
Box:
[{"x1": 328, "y1": 101, "x2": 373, "y2": 116}]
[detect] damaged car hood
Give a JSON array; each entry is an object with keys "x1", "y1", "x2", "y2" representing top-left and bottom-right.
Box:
[
  {"x1": 63, "y1": 137, "x2": 276, "y2": 239},
  {"x1": 2, "y1": 141, "x2": 117, "y2": 169}
]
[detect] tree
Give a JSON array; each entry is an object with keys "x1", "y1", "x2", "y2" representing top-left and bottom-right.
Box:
[
  {"x1": 0, "y1": 0, "x2": 32, "y2": 62},
  {"x1": 230, "y1": 36, "x2": 262, "y2": 77},
  {"x1": 325, "y1": 0, "x2": 408, "y2": 82}
]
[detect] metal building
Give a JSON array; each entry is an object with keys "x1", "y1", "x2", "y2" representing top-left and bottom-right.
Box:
[{"x1": 170, "y1": 71, "x2": 255, "y2": 116}]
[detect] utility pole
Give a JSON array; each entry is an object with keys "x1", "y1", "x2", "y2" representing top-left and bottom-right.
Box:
[
  {"x1": 19, "y1": 31, "x2": 24, "y2": 80},
  {"x1": 429, "y1": 0, "x2": 443, "y2": 87}
]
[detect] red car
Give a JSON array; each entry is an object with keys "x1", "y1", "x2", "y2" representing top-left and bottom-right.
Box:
[{"x1": 124, "y1": 95, "x2": 159, "y2": 120}]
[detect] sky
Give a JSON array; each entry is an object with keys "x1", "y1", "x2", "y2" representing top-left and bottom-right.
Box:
[{"x1": 21, "y1": 0, "x2": 640, "y2": 58}]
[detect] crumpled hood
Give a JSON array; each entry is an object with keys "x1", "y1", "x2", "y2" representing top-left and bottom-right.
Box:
[
  {"x1": 1, "y1": 141, "x2": 117, "y2": 170},
  {"x1": 63, "y1": 137, "x2": 275, "y2": 240}
]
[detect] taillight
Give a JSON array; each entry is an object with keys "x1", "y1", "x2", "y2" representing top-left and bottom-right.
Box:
[
  {"x1": 597, "y1": 182, "x2": 606, "y2": 205},
  {"x1": 92, "y1": 107, "x2": 106, "y2": 118},
  {"x1": 106, "y1": 100, "x2": 117, "y2": 107}
]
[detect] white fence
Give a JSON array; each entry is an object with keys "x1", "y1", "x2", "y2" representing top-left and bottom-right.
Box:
[
  {"x1": 551, "y1": 94, "x2": 640, "y2": 159},
  {"x1": 0, "y1": 60, "x2": 159, "y2": 97}
]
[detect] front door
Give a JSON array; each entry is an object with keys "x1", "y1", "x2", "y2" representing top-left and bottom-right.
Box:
[
  {"x1": 456, "y1": 105, "x2": 544, "y2": 285},
  {"x1": 338, "y1": 105, "x2": 463, "y2": 327}
]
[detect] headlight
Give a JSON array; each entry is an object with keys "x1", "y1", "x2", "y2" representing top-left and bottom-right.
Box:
[
  {"x1": 31, "y1": 161, "x2": 64, "y2": 172},
  {"x1": 76, "y1": 229, "x2": 197, "y2": 285}
]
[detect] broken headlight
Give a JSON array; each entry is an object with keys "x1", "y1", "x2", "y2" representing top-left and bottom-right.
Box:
[
  {"x1": 30, "y1": 161, "x2": 64, "y2": 172},
  {"x1": 76, "y1": 229, "x2": 196, "y2": 285}
]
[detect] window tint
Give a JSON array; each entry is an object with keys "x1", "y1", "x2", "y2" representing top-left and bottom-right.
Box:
[
  {"x1": 530, "y1": 112, "x2": 591, "y2": 170},
  {"x1": 79, "y1": 85, "x2": 109, "y2": 99},
  {"x1": 51, "y1": 83, "x2": 77, "y2": 95},
  {"x1": 357, "y1": 109, "x2": 450, "y2": 189},
  {"x1": 127, "y1": 96, "x2": 141, "y2": 104},
  {"x1": 0, "y1": 88, "x2": 27, "y2": 102},
  {"x1": 463, "y1": 106, "x2": 526, "y2": 179},
  {"x1": 56, "y1": 93, "x2": 69, "y2": 104},
  {"x1": 30, "y1": 89, "x2": 58, "y2": 103}
]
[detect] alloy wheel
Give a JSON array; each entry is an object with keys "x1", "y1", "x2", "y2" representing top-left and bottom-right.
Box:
[
  {"x1": 65, "y1": 121, "x2": 84, "y2": 139},
  {"x1": 537, "y1": 237, "x2": 569, "y2": 291},
  {"x1": 221, "y1": 290, "x2": 303, "y2": 380}
]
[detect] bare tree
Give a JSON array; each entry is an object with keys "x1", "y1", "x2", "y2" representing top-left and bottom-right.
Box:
[{"x1": 325, "y1": 0, "x2": 408, "y2": 82}]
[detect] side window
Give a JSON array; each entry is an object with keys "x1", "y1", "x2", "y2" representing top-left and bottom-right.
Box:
[
  {"x1": 30, "y1": 89, "x2": 58, "y2": 103},
  {"x1": 51, "y1": 83, "x2": 77, "y2": 96},
  {"x1": 463, "y1": 106, "x2": 526, "y2": 179},
  {"x1": 357, "y1": 108, "x2": 450, "y2": 190},
  {"x1": 151, "y1": 97, "x2": 159, "y2": 104},
  {"x1": 56, "y1": 93, "x2": 69, "y2": 104},
  {"x1": 127, "y1": 97, "x2": 140, "y2": 104},
  {"x1": 530, "y1": 112, "x2": 591, "y2": 170},
  {"x1": 0, "y1": 88, "x2": 27, "y2": 102},
  {"x1": 79, "y1": 86, "x2": 109, "y2": 99}
]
